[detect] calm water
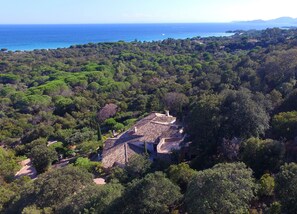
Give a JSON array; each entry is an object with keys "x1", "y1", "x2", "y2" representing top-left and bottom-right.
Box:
[{"x1": 0, "y1": 23, "x2": 285, "y2": 51}]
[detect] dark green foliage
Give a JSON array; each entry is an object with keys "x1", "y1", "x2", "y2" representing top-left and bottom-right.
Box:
[
  {"x1": 187, "y1": 94, "x2": 222, "y2": 169},
  {"x1": 261, "y1": 49, "x2": 297, "y2": 93},
  {"x1": 272, "y1": 111, "x2": 297, "y2": 139},
  {"x1": 111, "y1": 172, "x2": 182, "y2": 214},
  {"x1": 220, "y1": 90, "x2": 270, "y2": 139},
  {"x1": 65, "y1": 128, "x2": 96, "y2": 146},
  {"x1": 109, "y1": 166, "x2": 129, "y2": 184},
  {"x1": 0, "y1": 74, "x2": 19, "y2": 84},
  {"x1": 185, "y1": 162, "x2": 256, "y2": 214},
  {"x1": 21, "y1": 125, "x2": 55, "y2": 144},
  {"x1": 108, "y1": 154, "x2": 152, "y2": 184},
  {"x1": 14, "y1": 95, "x2": 52, "y2": 113},
  {"x1": 0, "y1": 177, "x2": 31, "y2": 213},
  {"x1": 239, "y1": 138, "x2": 285, "y2": 178},
  {"x1": 54, "y1": 97, "x2": 75, "y2": 115},
  {"x1": 277, "y1": 89, "x2": 297, "y2": 112},
  {"x1": 21, "y1": 205, "x2": 53, "y2": 214},
  {"x1": 166, "y1": 163, "x2": 197, "y2": 192},
  {"x1": 188, "y1": 90, "x2": 270, "y2": 169},
  {"x1": 74, "y1": 157, "x2": 103, "y2": 174},
  {"x1": 0, "y1": 185, "x2": 16, "y2": 212},
  {"x1": 275, "y1": 163, "x2": 297, "y2": 214},
  {"x1": 9, "y1": 166, "x2": 94, "y2": 212},
  {"x1": 163, "y1": 92, "x2": 189, "y2": 117},
  {"x1": 130, "y1": 95, "x2": 148, "y2": 113},
  {"x1": 269, "y1": 202, "x2": 282, "y2": 214},
  {"x1": 30, "y1": 144, "x2": 58, "y2": 173},
  {"x1": 76, "y1": 140, "x2": 102, "y2": 154},
  {"x1": 0, "y1": 147, "x2": 20, "y2": 182},
  {"x1": 258, "y1": 173, "x2": 275, "y2": 197},
  {"x1": 104, "y1": 118, "x2": 125, "y2": 132},
  {"x1": 125, "y1": 154, "x2": 152, "y2": 180},
  {"x1": 15, "y1": 137, "x2": 47, "y2": 156},
  {"x1": 57, "y1": 183, "x2": 124, "y2": 214}
]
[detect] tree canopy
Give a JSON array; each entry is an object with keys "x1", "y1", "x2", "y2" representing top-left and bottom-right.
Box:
[
  {"x1": 275, "y1": 163, "x2": 297, "y2": 214},
  {"x1": 111, "y1": 172, "x2": 182, "y2": 214},
  {"x1": 185, "y1": 162, "x2": 256, "y2": 214}
]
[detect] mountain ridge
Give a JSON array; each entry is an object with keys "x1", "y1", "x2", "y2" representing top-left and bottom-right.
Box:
[{"x1": 233, "y1": 17, "x2": 297, "y2": 26}]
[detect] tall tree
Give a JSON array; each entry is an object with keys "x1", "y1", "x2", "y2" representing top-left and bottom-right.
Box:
[
  {"x1": 110, "y1": 172, "x2": 182, "y2": 214},
  {"x1": 30, "y1": 144, "x2": 58, "y2": 173},
  {"x1": 94, "y1": 103, "x2": 118, "y2": 140},
  {"x1": 272, "y1": 111, "x2": 297, "y2": 139},
  {"x1": 220, "y1": 90, "x2": 270, "y2": 139},
  {"x1": 275, "y1": 163, "x2": 297, "y2": 214},
  {"x1": 163, "y1": 92, "x2": 189, "y2": 117},
  {"x1": 9, "y1": 166, "x2": 94, "y2": 212},
  {"x1": 166, "y1": 163, "x2": 197, "y2": 192},
  {"x1": 239, "y1": 138, "x2": 285, "y2": 178},
  {"x1": 58, "y1": 183, "x2": 124, "y2": 214},
  {"x1": 187, "y1": 94, "x2": 222, "y2": 169},
  {"x1": 185, "y1": 162, "x2": 256, "y2": 214}
]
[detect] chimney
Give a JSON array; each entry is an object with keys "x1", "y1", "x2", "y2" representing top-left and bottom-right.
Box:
[
  {"x1": 134, "y1": 126, "x2": 138, "y2": 133},
  {"x1": 165, "y1": 110, "x2": 170, "y2": 117}
]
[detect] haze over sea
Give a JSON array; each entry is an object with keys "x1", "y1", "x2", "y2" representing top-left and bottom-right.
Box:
[{"x1": 0, "y1": 23, "x2": 289, "y2": 51}]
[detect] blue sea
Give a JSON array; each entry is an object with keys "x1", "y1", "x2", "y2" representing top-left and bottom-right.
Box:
[{"x1": 0, "y1": 23, "x2": 286, "y2": 51}]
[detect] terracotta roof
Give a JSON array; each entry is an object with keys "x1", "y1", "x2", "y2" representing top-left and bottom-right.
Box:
[{"x1": 102, "y1": 113, "x2": 183, "y2": 168}]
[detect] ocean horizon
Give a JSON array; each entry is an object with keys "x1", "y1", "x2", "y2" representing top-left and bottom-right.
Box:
[{"x1": 0, "y1": 23, "x2": 288, "y2": 51}]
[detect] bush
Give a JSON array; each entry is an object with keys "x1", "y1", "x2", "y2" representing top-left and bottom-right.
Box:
[
  {"x1": 185, "y1": 162, "x2": 256, "y2": 214},
  {"x1": 259, "y1": 173, "x2": 275, "y2": 197},
  {"x1": 74, "y1": 157, "x2": 103, "y2": 174},
  {"x1": 272, "y1": 111, "x2": 297, "y2": 139},
  {"x1": 113, "y1": 122, "x2": 125, "y2": 131},
  {"x1": 269, "y1": 202, "x2": 282, "y2": 214},
  {"x1": 76, "y1": 141, "x2": 101, "y2": 154},
  {"x1": 30, "y1": 145, "x2": 58, "y2": 173},
  {"x1": 239, "y1": 138, "x2": 285, "y2": 178},
  {"x1": 275, "y1": 163, "x2": 297, "y2": 213}
]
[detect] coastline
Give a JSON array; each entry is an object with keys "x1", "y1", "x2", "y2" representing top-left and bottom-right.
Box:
[{"x1": 0, "y1": 23, "x2": 271, "y2": 51}]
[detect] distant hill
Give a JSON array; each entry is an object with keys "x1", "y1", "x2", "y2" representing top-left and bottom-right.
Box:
[{"x1": 233, "y1": 17, "x2": 297, "y2": 27}]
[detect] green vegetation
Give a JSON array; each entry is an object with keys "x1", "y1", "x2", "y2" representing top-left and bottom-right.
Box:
[
  {"x1": 74, "y1": 157, "x2": 103, "y2": 174},
  {"x1": 272, "y1": 111, "x2": 297, "y2": 139},
  {"x1": 275, "y1": 163, "x2": 297, "y2": 214},
  {"x1": 239, "y1": 138, "x2": 285, "y2": 178},
  {"x1": 2, "y1": 28, "x2": 297, "y2": 213},
  {"x1": 58, "y1": 183, "x2": 124, "y2": 213},
  {"x1": 166, "y1": 163, "x2": 197, "y2": 192},
  {"x1": 30, "y1": 144, "x2": 58, "y2": 173},
  {"x1": 8, "y1": 166, "x2": 94, "y2": 212},
  {"x1": 259, "y1": 173, "x2": 275, "y2": 197},
  {"x1": 110, "y1": 172, "x2": 182, "y2": 214},
  {"x1": 185, "y1": 162, "x2": 256, "y2": 214},
  {"x1": 0, "y1": 147, "x2": 20, "y2": 182}
]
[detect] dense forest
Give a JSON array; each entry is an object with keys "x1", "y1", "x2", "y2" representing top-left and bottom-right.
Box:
[{"x1": 1, "y1": 28, "x2": 297, "y2": 213}]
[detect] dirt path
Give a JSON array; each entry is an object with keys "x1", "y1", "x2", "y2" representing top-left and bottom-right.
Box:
[{"x1": 15, "y1": 159, "x2": 37, "y2": 179}]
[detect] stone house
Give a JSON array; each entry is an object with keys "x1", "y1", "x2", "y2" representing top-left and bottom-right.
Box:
[{"x1": 102, "y1": 111, "x2": 185, "y2": 168}]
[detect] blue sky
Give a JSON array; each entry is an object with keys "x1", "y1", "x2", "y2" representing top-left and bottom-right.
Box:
[{"x1": 1, "y1": 0, "x2": 296, "y2": 24}]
